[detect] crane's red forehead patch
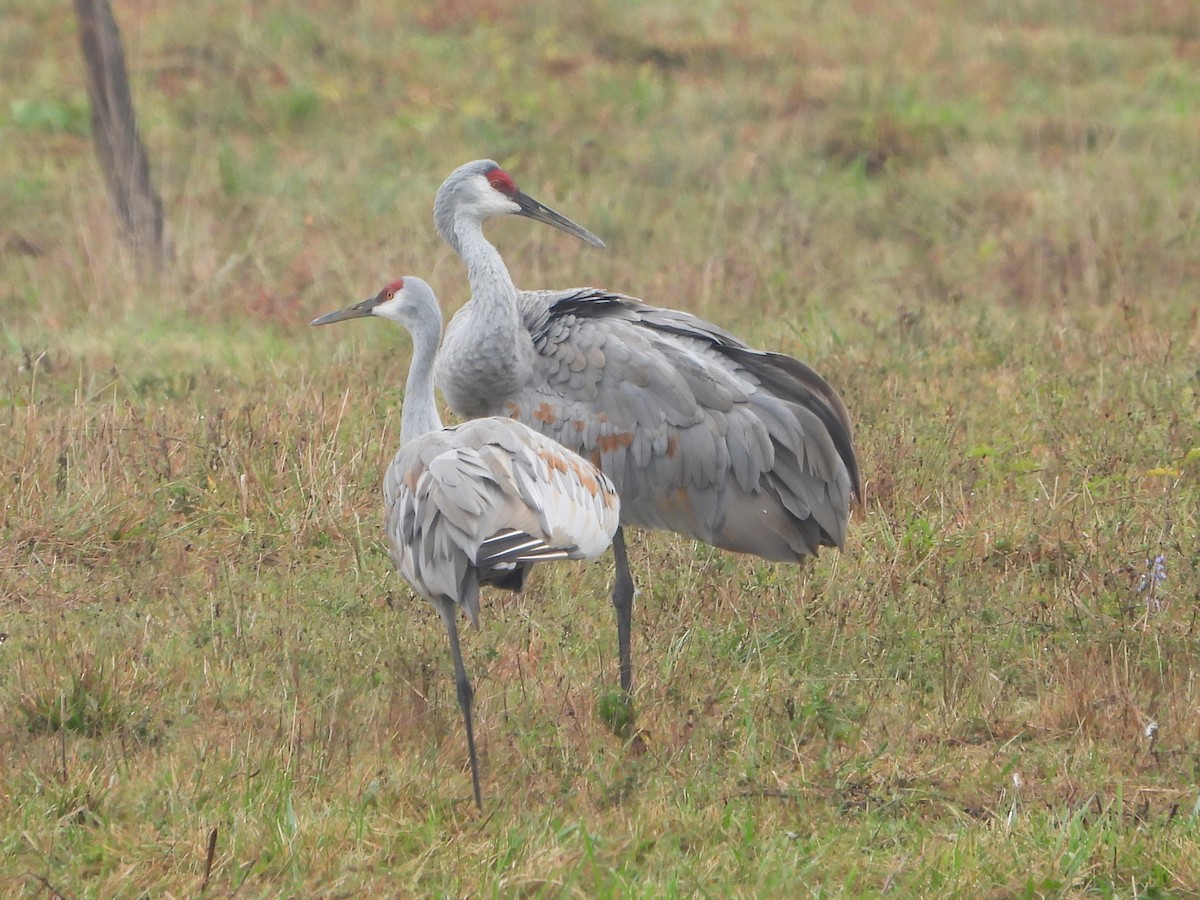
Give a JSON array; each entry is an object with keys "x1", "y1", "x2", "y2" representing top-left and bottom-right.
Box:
[
  {"x1": 384, "y1": 278, "x2": 404, "y2": 295},
  {"x1": 486, "y1": 168, "x2": 518, "y2": 197}
]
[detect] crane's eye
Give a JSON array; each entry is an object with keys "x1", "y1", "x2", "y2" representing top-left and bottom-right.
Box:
[
  {"x1": 385, "y1": 290, "x2": 395, "y2": 300},
  {"x1": 487, "y1": 168, "x2": 518, "y2": 197}
]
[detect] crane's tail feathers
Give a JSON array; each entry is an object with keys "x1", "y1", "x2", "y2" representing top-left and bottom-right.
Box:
[
  {"x1": 477, "y1": 528, "x2": 573, "y2": 569},
  {"x1": 724, "y1": 346, "x2": 862, "y2": 505},
  {"x1": 479, "y1": 529, "x2": 546, "y2": 559},
  {"x1": 513, "y1": 549, "x2": 574, "y2": 562}
]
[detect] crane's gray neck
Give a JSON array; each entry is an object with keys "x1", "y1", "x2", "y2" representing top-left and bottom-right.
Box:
[
  {"x1": 433, "y1": 204, "x2": 534, "y2": 418},
  {"x1": 400, "y1": 313, "x2": 444, "y2": 444},
  {"x1": 452, "y1": 213, "x2": 518, "y2": 302}
]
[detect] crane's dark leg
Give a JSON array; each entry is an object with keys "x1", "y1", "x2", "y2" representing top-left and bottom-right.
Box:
[
  {"x1": 439, "y1": 605, "x2": 482, "y2": 810},
  {"x1": 611, "y1": 527, "x2": 635, "y2": 694}
]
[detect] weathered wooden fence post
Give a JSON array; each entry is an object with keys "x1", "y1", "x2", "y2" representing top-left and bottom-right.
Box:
[{"x1": 73, "y1": 0, "x2": 169, "y2": 265}]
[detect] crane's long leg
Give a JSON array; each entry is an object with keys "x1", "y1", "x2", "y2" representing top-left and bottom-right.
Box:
[
  {"x1": 611, "y1": 527, "x2": 635, "y2": 694},
  {"x1": 438, "y1": 602, "x2": 482, "y2": 810}
]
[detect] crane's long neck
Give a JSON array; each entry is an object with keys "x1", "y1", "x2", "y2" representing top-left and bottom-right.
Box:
[
  {"x1": 400, "y1": 314, "x2": 443, "y2": 444},
  {"x1": 435, "y1": 212, "x2": 535, "y2": 418},
  {"x1": 454, "y1": 214, "x2": 518, "y2": 305}
]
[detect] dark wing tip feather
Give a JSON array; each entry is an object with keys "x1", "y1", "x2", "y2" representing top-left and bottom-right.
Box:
[
  {"x1": 739, "y1": 347, "x2": 862, "y2": 503},
  {"x1": 477, "y1": 528, "x2": 574, "y2": 571},
  {"x1": 543, "y1": 289, "x2": 634, "y2": 318},
  {"x1": 730, "y1": 346, "x2": 862, "y2": 503}
]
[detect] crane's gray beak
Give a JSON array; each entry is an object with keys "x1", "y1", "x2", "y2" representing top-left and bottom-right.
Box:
[
  {"x1": 514, "y1": 191, "x2": 606, "y2": 249},
  {"x1": 310, "y1": 296, "x2": 378, "y2": 326}
]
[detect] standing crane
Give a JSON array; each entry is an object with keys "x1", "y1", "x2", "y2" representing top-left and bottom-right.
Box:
[
  {"x1": 311, "y1": 276, "x2": 620, "y2": 809},
  {"x1": 432, "y1": 160, "x2": 862, "y2": 698}
]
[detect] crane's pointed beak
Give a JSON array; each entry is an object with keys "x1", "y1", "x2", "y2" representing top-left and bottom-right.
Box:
[
  {"x1": 310, "y1": 295, "x2": 378, "y2": 326},
  {"x1": 514, "y1": 191, "x2": 606, "y2": 249}
]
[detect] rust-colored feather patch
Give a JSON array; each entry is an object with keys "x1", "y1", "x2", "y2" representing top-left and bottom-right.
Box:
[{"x1": 596, "y1": 431, "x2": 633, "y2": 453}]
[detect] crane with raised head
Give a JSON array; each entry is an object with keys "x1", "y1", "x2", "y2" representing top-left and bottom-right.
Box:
[
  {"x1": 431, "y1": 160, "x2": 861, "y2": 699},
  {"x1": 312, "y1": 276, "x2": 620, "y2": 810}
]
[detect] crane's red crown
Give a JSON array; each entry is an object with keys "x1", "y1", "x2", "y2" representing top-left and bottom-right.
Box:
[
  {"x1": 382, "y1": 278, "x2": 404, "y2": 298},
  {"x1": 486, "y1": 167, "x2": 518, "y2": 197}
]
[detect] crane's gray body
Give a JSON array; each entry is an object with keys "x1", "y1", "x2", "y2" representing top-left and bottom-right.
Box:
[
  {"x1": 433, "y1": 160, "x2": 859, "y2": 567},
  {"x1": 436, "y1": 283, "x2": 858, "y2": 564},
  {"x1": 385, "y1": 414, "x2": 620, "y2": 626}
]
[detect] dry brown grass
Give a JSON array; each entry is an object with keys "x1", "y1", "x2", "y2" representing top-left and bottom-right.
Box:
[{"x1": 2, "y1": 0, "x2": 1199, "y2": 895}]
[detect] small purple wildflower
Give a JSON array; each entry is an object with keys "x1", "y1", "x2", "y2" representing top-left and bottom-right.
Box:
[{"x1": 1138, "y1": 554, "x2": 1167, "y2": 611}]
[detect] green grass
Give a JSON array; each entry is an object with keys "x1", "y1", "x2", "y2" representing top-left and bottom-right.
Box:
[{"x1": 2, "y1": 0, "x2": 1200, "y2": 894}]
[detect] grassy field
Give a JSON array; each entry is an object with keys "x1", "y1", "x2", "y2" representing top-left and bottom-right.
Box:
[{"x1": 2, "y1": 0, "x2": 1199, "y2": 894}]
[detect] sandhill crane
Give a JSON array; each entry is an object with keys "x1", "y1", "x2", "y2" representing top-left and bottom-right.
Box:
[
  {"x1": 432, "y1": 160, "x2": 862, "y2": 698},
  {"x1": 311, "y1": 277, "x2": 620, "y2": 809}
]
